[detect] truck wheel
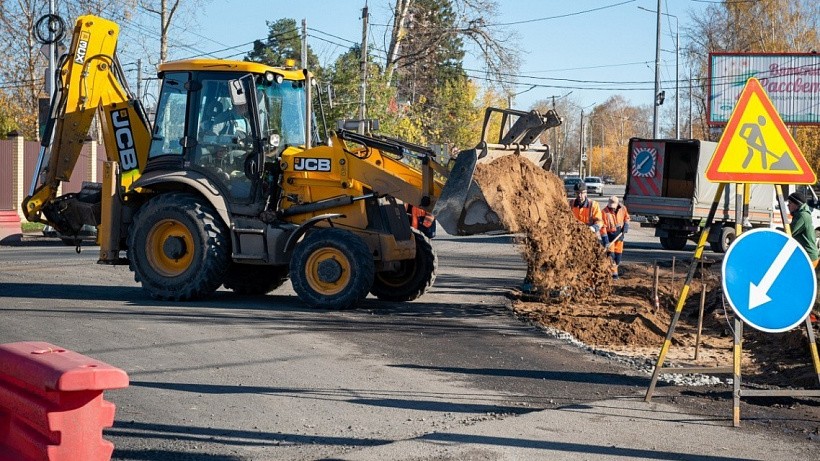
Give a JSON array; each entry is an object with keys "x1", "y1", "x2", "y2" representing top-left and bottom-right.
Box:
[
  {"x1": 222, "y1": 263, "x2": 289, "y2": 295},
  {"x1": 127, "y1": 193, "x2": 229, "y2": 301},
  {"x1": 370, "y1": 228, "x2": 438, "y2": 302},
  {"x1": 659, "y1": 236, "x2": 687, "y2": 251},
  {"x1": 290, "y1": 228, "x2": 374, "y2": 309},
  {"x1": 710, "y1": 226, "x2": 736, "y2": 253}
]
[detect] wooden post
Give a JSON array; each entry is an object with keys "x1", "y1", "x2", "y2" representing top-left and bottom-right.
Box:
[
  {"x1": 653, "y1": 262, "x2": 659, "y2": 312},
  {"x1": 695, "y1": 281, "x2": 706, "y2": 360}
]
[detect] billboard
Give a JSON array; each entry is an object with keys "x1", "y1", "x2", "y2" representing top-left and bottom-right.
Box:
[{"x1": 709, "y1": 53, "x2": 820, "y2": 126}]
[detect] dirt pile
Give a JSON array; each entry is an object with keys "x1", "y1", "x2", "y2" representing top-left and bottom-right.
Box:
[{"x1": 472, "y1": 155, "x2": 612, "y2": 303}]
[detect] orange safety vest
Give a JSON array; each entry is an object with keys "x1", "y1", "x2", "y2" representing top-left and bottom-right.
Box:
[
  {"x1": 602, "y1": 204, "x2": 630, "y2": 254},
  {"x1": 602, "y1": 205, "x2": 630, "y2": 234},
  {"x1": 571, "y1": 199, "x2": 602, "y2": 227},
  {"x1": 406, "y1": 204, "x2": 435, "y2": 234}
]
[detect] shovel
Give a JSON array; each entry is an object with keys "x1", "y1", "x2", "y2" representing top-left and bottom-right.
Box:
[{"x1": 605, "y1": 231, "x2": 624, "y2": 252}]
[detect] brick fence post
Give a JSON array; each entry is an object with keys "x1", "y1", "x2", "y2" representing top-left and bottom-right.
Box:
[
  {"x1": 11, "y1": 132, "x2": 24, "y2": 219},
  {"x1": 0, "y1": 133, "x2": 24, "y2": 242}
]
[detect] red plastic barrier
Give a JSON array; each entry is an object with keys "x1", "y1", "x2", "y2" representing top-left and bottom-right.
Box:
[
  {"x1": 0, "y1": 342, "x2": 129, "y2": 461},
  {"x1": 0, "y1": 211, "x2": 22, "y2": 244}
]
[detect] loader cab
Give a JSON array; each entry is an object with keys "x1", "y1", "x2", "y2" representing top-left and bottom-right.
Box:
[{"x1": 146, "y1": 60, "x2": 311, "y2": 214}]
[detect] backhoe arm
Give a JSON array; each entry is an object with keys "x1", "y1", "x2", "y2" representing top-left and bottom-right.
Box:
[{"x1": 22, "y1": 15, "x2": 150, "y2": 233}]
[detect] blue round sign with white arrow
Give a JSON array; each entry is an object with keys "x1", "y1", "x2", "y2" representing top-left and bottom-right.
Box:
[{"x1": 722, "y1": 228, "x2": 817, "y2": 333}]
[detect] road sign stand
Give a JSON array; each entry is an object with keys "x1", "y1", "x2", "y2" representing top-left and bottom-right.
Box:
[{"x1": 645, "y1": 182, "x2": 820, "y2": 427}]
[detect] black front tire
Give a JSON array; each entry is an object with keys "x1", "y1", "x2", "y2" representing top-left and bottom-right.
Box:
[
  {"x1": 370, "y1": 228, "x2": 437, "y2": 302},
  {"x1": 290, "y1": 228, "x2": 374, "y2": 309},
  {"x1": 223, "y1": 263, "x2": 289, "y2": 295},
  {"x1": 127, "y1": 193, "x2": 229, "y2": 301}
]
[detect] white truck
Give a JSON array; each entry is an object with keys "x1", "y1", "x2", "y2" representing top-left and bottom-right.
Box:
[{"x1": 623, "y1": 138, "x2": 820, "y2": 252}]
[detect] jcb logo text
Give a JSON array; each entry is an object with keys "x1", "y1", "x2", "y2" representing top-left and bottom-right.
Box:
[
  {"x1": 111, "y1": 110, "x2": 138, "y2": 171},
  {"x1": 294, "y1": 157, "x2": 331, "y2": 172}
]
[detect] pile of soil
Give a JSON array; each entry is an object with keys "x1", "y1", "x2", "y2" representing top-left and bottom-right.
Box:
[
  {"x1": 472, "y1": 155, "x2": 612, "y2": 303},
  {"x1": 472, "y1": 156, "x2": 820, "y2": 389}
]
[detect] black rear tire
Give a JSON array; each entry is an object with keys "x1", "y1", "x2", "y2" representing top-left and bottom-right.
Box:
[
  {"x1": 127, "y1": 193, "x2": 229, "y2": 300},
  {"x1": 223, "y1": 263, "x2": 289, "y2": 295},
  {"x1": 370, "y1": 228, "x2": 437, "y2": 302},
  {"x1": 710, "y1": 226, "x2": 736, "y2": 253},
  {"x1": 290, "y1": 228, "x2": 374, "y2": 309},
  {"x1": 659, "y1": 235, "x2": 687, "y2": 251}
]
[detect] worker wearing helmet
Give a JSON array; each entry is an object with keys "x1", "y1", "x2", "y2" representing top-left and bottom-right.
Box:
[
  {"x1": 601, "y1": 195, "x2": 630, "y2": 279},
  {"x1": 571, "y1": 183, "x2": 607, "y2": 247}
]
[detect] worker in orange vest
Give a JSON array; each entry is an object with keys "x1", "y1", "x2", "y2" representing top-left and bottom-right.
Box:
[
  {"x1": 571, "y1": 183, "x2": 607, "y2": 247},
  {"x1": 601, "y1": 195, "x2": 630, "y2": 279},
  {"x1": 405, "y1": 203, "x2": 436, "y2": 239}
]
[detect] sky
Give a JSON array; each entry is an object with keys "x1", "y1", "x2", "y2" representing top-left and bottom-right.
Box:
[{"x1": 156, "y1": 0, "x2": 709, "y2": 123}]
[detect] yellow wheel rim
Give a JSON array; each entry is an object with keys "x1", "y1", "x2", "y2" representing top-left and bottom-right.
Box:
[
  {"x1": 145, "y1": 219, "x2": 194, "y2": 277},
  {"x1": 305, "y1": 248, "x2": 351, "y2": 296}
]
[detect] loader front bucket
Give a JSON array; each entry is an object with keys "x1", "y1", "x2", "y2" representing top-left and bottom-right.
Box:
[
  {"x1": 432, "y1": 148, "x2": 506, "y2": 236},
  {"x1": 432, "y1": 107, "x2": 563, "y2": 236}
]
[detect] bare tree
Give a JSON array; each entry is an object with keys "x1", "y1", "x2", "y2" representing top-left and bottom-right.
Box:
[
  {"x1": 0, "y1": 0, "x2": 155, "y2": 138},
  {"x1": 385, "y1": 0, "x2": 519, "y2": 91},
  {"x1": 139, "y1": 0, "x2": 181, "y2": 63},
  {"x1": 685, "y1": 0, "x2": 820, "y2": 141}
]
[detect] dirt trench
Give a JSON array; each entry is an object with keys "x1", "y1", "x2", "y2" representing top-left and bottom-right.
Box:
[{"x1": 472, "y1": 155, "x2": 820, "y2": 388}]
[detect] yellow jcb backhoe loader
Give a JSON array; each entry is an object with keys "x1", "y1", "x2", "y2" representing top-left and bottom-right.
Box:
[{"x1": 23, "y1": 14, "x2": 562, "y2": 309}]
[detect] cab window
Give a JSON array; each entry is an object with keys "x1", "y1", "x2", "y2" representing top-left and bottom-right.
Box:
[{"x1": 148, "y1": 72, "x2": 189, "y2": 159}]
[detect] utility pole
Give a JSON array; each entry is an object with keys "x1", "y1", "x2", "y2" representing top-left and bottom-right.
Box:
[
  {"x1": 674, "y1": 18, "x2": 679, "y2": 139},
  {"x1": 579, "y1": 109, "x2": 585, "y2": 178},
  {"x1": 652, "y1": 0, "x2": 661, "y2": 138},
  {"x1": 600, "y1": 123, "x2": 605, "y2": 178},
  {"x1": 689, "y1": 68, "x2": 693, "y2": 139},
  {"x1": 358, "y1": 3, "x2": 369, "y2": 133},
  {"x1": 136, "y1": 59, "x2": 142, "y2": 101},
  {"x1": 301, "y1": 19, "x2": 308, "y2": 69},
  {"x1": 552, "y1": 95, "x2": 557, "y2": 173}
]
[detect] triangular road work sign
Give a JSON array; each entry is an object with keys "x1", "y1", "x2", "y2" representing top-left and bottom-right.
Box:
[{"x1": 706, "y1": 77, "x2": 816, "y2": 184}]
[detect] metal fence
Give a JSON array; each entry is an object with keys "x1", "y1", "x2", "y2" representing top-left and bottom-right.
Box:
[{"x1": 0, "y1": 136, "x2": 101, "y2": 216}]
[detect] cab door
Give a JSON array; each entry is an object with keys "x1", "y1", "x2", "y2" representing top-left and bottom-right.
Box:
[{"x1": 190, "y1": 73, "x2": 260, "y2": 205}]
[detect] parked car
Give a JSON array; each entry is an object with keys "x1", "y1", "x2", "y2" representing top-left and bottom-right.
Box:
[
  {"x1": 602, "y1": 176, "x2": 616, "y2": 185},
  {"x1": 584, "y1": 176, "x2": 605, "y2": 196},
  {"x1": 563, "y1": 177, "x2": 583, "y2": 195}
]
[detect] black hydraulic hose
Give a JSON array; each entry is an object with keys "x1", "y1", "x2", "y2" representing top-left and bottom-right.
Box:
[
  {"x1": 34, "y1": 14, "x2": 65, "y2": 45},
  {"x1": 112, "y1": 53, "x2": 153, "y2": 132},
  {"x1": 279, "y1": 193, "x2": 376, "y2": 218}
]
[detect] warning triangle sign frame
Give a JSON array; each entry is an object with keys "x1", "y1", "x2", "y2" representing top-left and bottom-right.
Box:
[{"x1": 705, "y1": 77, "x2": 816, "y2": 185}]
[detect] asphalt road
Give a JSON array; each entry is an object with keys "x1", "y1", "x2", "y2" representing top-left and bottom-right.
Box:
[{"x1": 0, "y1": 204, "x2": 816, "y2": 460}]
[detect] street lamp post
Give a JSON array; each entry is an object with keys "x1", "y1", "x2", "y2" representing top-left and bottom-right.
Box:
[{"x1": 652, "y1": 0, "x2": 661, "y2": 138}]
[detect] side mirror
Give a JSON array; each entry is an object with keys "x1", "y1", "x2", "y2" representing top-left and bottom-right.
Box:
[{"x1": 229, "y1": 79, "x2": 247, "y2": 107}]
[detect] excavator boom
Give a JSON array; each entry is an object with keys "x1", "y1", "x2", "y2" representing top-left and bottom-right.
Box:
[{"x1": 23, "y1": 15, "x2": 151, "y2": 234}]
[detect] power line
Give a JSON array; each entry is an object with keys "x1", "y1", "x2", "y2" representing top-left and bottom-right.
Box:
[
  {"x1": 522, "y1": 61, "x2": 653, "y2": 73},
  {"x1": 487, "y1": 0, "x2": 637, "y2": 27},
  {"x1": 307, "y1": 27, "x2": 358, "y2": 46}
]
